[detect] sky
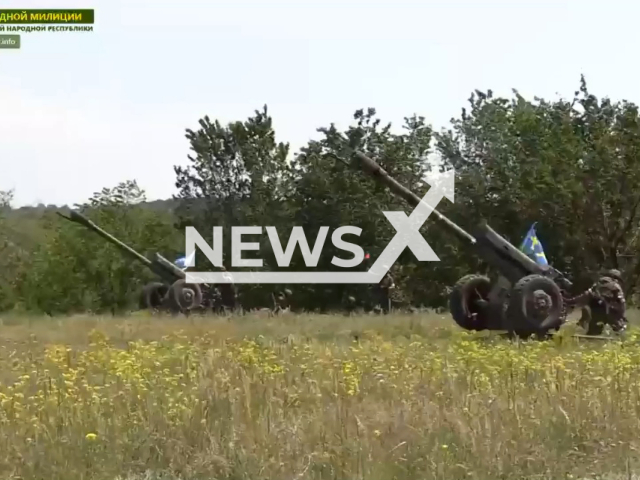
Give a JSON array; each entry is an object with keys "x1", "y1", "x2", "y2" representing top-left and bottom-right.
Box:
[{"x1": 1, "y1": 0, "x2": 639, "y2": 207}]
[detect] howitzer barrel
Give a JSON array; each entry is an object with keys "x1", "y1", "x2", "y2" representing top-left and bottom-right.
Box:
[
  {"x1": 59, "y1": 210, "x2": 154, "y2": 267},
  {"x1": 57, "y1": 210, "x2": 187, "y2": 284},
  {"x1": 351, "y1": 151, "x2": 477, "y2": 245},
  {"x1": 350, "y1": 151, "x2": 553, "y2": 284},
  {"x1": 345, "y1": 147, "x2": 575, "y2": 337},
  {"x1": 153, "y1": 253, "x2": 187, "y2": 280}
]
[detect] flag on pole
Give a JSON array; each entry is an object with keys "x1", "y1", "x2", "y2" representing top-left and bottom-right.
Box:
[
  {"x1": 520, "y1": 222, "x2": 548, "y2": 266},
  {"x1": 175, "y1": 250, "x2": 196, "y2": 270}
]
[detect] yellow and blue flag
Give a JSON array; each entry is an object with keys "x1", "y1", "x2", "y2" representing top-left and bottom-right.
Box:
[{"x1": 520, "y1": 222, "x2": 548, "y2": 266}]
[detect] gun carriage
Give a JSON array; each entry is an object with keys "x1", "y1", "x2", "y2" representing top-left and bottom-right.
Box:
[
  {"x1": 345, "y1": 150, "x2": 580, "y2": 338},
  {"x1": 56, "y1": 210, "x2": 208, "y2": 314}
]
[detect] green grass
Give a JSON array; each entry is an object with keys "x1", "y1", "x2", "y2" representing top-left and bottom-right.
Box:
[{"x1": 0, "y1": 309, "x2": 638, "y2": 480}]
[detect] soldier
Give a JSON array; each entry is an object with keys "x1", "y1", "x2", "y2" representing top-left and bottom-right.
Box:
[
  {"x1": 375, "y1": 271, "x2": 395, "y2": 314},
  {"x1": 218, "y1": 266, "x2": 238, "y2": 313},
  {"x1": 576, "y1": 269, "x2": 627, "y2": 335},
  {"x1": 272, "y1": 288, "x2": 292, "y2": 314},
  {"x1": 209, "y1": 287, "x2": 223, "y2": 314},
  {"x1": 343, "y1": 294, "x2": 357, "y2": 316}
]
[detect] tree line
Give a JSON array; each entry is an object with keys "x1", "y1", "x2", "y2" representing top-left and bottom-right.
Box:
[{"x1": 2, "y1": 76, "x2": 640, "y2": 315}]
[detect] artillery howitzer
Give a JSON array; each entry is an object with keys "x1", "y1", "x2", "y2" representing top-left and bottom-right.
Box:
[
  {"x1": 344, "y1": 150, "x2": 582, "y2": 338},
  {"x1": 56, "y1": 210, "x2": 207, "y2": 314}
]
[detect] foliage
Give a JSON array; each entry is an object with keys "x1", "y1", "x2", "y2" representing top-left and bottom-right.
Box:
[
  {"x1": 287, "y1": 109, "x2": 435, "y2": 307},
  {"x1": 14, "y1": 181, "x2": 180, "y2": 315},
  {"x1": 174, "y1": 106, "x2": 292, "y2": 307},
  {"x1": 0, "y1": 189, "x2": 28, "y2": 311},
  {"x1": 436, "y1": 77, "x2": 640, "y2": 294},
  {"x1": 0, "y1": 189, "x2": 12, "y2": 211},
  {"x1": 3, "y1": 76, "x2": 640, "y2": 313}
]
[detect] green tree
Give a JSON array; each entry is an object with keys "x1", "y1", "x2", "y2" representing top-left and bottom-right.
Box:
[
  {"x1": 0, "y1": 189, "x2": 12, "y2": 212},
  {"x1": 435, "y1": 77, "x2": 640, "y2": 297},
  {"x1": 286, "y1": 108, "x2": 437, "y2": 309},
  {"x1": 174, "y1": 106, "x2": 292, "y2": 308},
  {"x1": 18, "y1": 181, "x2": 180, "y2": 315},
  {"x1": 0, "y1": 189, "x2": 18, "y2": 311}
]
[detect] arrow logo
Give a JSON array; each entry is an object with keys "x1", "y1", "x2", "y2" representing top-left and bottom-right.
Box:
[{"x1": 366, "y1": 168, "x2": 454, "y2": 281}]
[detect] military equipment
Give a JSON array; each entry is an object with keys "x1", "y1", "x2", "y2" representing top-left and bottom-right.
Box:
[
  {"x1": 56, "y1": 209, "x2": 207, "y2": 313},
  {"x1": 342, "y1": 149, "x2": 584, "y2": 338}
]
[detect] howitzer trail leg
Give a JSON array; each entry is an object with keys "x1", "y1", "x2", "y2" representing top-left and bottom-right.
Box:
[
  {"x1": 568, "y1": 291, "x2": 604, "y2": 335},
  {"x1": 579, "y1": 305, "x2": 607, "y2": 335}
]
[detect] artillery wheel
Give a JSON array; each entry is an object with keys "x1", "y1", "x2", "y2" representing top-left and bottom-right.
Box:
[
  {"x1": 506, "y1": 274, "x2": 564, "y2": 339},
  {"x1": 167, "y1": 279, "x2": 203, "y2": 313},
  {"x1": 139, "y1": 282, "x2": 169, "y2": 310},
  {"x1": 449, "y1": 274, "x2": 494, "y2": 331}
]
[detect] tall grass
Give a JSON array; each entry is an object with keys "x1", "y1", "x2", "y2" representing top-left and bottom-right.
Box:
[{"x1": 0, "y1": 310, "x2": 638, "y2": 480}]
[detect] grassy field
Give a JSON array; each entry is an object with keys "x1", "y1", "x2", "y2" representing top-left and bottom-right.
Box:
[{"x1": 1, "y1": 309, "x2": 640, "y2": 480}]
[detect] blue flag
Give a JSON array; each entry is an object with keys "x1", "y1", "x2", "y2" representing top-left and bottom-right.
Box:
[
  {"x1": 520, "y1": 222, "x2": 548, "y2": 266},
  {"x1": 174, "y1": 251, "x2": 195, "y2": 270}
]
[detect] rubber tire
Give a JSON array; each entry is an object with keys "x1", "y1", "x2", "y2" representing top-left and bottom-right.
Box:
[
  {"x1": 167, "y1": 279, "x2": 203, "y2": 313},
  {"x1": 139, "y1": 282, "x2": 169, "y2": 310},
  {"x1": 506, "y1": 274, "x2": 564, "y2": 338},
  {"x1": 449, "y1": 274, "x2": 493, "y2": 331}
]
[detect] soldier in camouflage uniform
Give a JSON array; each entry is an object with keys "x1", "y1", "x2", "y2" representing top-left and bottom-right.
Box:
[
  {"x1": 272, "y1": 288, "x2": 292, "y2": 314},
  {"x1": 218, "y1": 266, "x2": 238, "y2": 313},
  {"x1": 209, "y1": 287, "x2": 223, "y2": 313},
  {"x1": 343, "y1": 294, "x2": 357, "y2": 316},
  {"x1": 576, "y1": 269, "x2": 627, "y2": 335},
  {"x1": 375, "y1": 271, "x2": 395, "y2": 314}
]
